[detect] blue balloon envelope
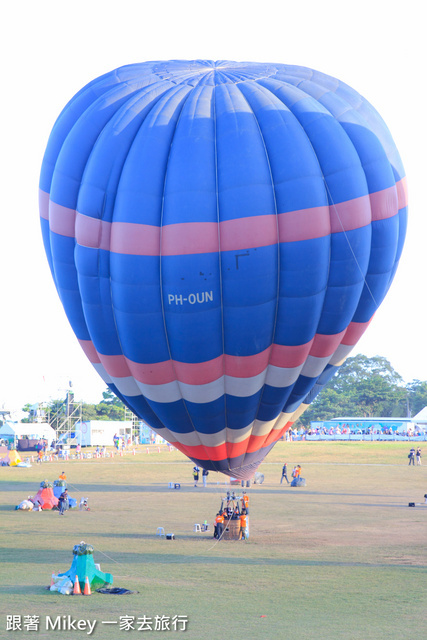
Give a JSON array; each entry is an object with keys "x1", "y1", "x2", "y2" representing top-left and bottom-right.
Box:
[{"x1": 39, "y1": 61, "x2": 407, "y2": 478}]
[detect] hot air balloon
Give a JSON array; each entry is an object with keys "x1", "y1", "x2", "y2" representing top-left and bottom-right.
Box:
[{"x1": 39, "y1": 61, "x2": 407, "y2": 479}]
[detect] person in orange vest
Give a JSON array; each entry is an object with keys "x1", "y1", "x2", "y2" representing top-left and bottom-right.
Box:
[
  {"x1": 291, "y1": 465, "x2": 299, "y2": 479},
  {"x1": 214, "y1": 512, "x2": 224, "y2": 539},
  {"x1": 240, "y1": 509, "x2": 248, "y2": 540},
  {"x1": 59, "y1": 471, "x2": 66, "y2": 481},
  {"x1": 242, "y1": 492, "x2": 249, "y2": 510}
]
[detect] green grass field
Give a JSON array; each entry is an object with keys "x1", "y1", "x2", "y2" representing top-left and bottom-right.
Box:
[{"x1": 0, "y1": 441, "x2": 426, "y2": 639}]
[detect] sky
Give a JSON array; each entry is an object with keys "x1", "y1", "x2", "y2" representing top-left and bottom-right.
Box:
[{"x1": 1, "y1": 0, "x2": 425, "y2": 417}]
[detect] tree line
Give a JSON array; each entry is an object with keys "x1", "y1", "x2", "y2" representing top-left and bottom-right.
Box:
[{"x1": 297, "y1": 354, "x2": 427, "y2": 427}]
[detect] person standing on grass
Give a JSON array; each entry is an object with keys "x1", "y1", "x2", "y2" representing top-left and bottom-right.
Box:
[
  {"x1": 280, "y1": 462, "x2": 290, "y2": 484},
  {"x1": 240, "y1": 509, "x2": 248, "y2": 540},
  {"x1": 193, "y1": 466, "x2": 200, "y2": 487},
  {"x1": 202, "y1": 468, "x2": 209, "y2": 487},
  {"x1": 242, "y1": 491, "x2": 249, "y2": 511},
  {"x1": 416, "y1": 448, "x2": 422, "y2": 465},
  {"x1": 408, "y1": 447, "x2": 415, "y2": 465},
  {"x1": 58, "y1": 489, "x2": 69, "y2": 515},
  {"x1": 214, "y1": 512, "x2": 224, "y2": 539}
]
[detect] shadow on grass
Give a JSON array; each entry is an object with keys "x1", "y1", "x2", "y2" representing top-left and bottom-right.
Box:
[
  {"x1": 0, "y1": 585, "x2": 56, "y2": 596},
  {"x1": 252, "y1": 487, "x2": 391, "y2": 498},
  {"x1": 0, "y1": 549, "x2": 79, "y2": 565},
  {"x1": 1, "y1": 481, "x2": 195, "y2": 493},
  {"x1": 1, "y1": 481, "x2": 392, "y2": 498},
  {"x1": 1, "y1": 546, "x2": 425, "y2": 572}
]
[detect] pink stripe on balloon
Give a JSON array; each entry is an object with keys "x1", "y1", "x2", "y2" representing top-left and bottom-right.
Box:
[
  {"x1": 396, "y1": 177, "x2": 408, "y2": 210},
  {"x1": 270, "y1": 342, "x2": 314, "y2": 368},
  {"x1": 78, "y1": 322, "x2": 374, "y2": 387},
  {"x1": 174, "y1": 356, "x2": 223, "y2": 385},
  {"x1": 78, "y1": 339, "x2": 101, "y2": 364},
  {"x1": 341, "y1": 320, "x2": 372, "y2": 346},
  {"x1": 162, "y1": 222, "x2": 219, "y2": 255},
  {"x1": 126, "y1": 358, "x2": 176, "y2": 385},
  {"x1": 77, "y1": 340, "x2": 298, "y2": 383},
  {"x1": 165, "y1": 350, "x2": 273, "y2": 385},
  {"x1": 75, "y1": 213, "x2": 111, "y2": 251},
  {"x1": 225, "y1": 349, "x2": 272, "y2": 378},
  {"x1": 310, "y1": 330, "x2": 346, "y2": 358},
  {"x1": 49, "y1": 201, "x2": 76, "y2": 237},
  {"x1": 111, "y1": 221, "x2": 160, "y2": 255},
  {"x1": 80, "y1": 349, "x2": 274, "y2": 385},
  {"x1": 39, "y1": 190, "x2": 49, "y2": 221},
  {"x1": 42, "y1": 179, "x2": 406, "y2": 255},
  {"x1": 330, "y1": 194, "x2": 371, "y2": 234},
  {"x1": 220, "y1": 215, "x2": 278, "y2": 250},
  {"x1": 97, "y1": 353, "x2": 133, "y2": 378},
  {"x1": 277, "y1": 206, "x2": 330, "y2": 242},
  {"x1": 369, "y1": 185, "x2": 398, "y2": 222}
]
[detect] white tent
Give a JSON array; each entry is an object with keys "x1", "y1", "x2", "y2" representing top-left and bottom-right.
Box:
[
  {"x1": 412, "y1": 407, "x2": 427, "y2": 426},
  {"x1": 74, "y1": 420, "x2": 132, "y2": 446},
  {"x1": 0, "y1": 421, "x2": 55, "y2": 441}
]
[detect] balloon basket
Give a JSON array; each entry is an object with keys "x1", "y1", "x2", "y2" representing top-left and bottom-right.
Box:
[{"x1": 222, "y1": 519, "x2": 241, "y2": 541}]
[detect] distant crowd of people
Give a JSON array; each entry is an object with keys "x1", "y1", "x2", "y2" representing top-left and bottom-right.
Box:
[
  {"x1": 294, "y1": 426, "x2": 426, "y2": 439},
  {"x1": 113, "y1": 433, "x2": 134, "y2": 451}
]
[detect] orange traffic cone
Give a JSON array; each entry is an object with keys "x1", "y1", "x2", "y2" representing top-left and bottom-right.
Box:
[
  {"x1": 83, "y1": 576, "x2": 91, "y2": 596},
  {"x1": 73, "y1": 576, "x2": 82, "y2": 595}
]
